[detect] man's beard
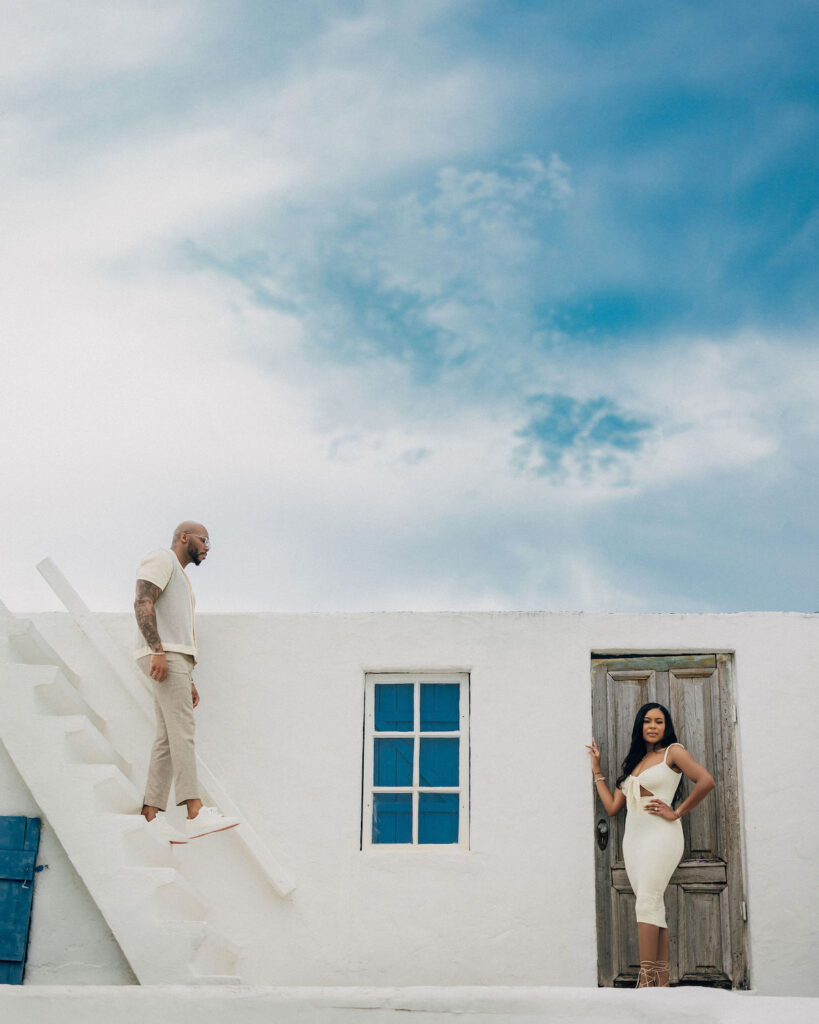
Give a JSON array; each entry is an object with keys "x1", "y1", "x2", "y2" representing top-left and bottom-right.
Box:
[{"x1": 186, "y1": 541, "x2": 202, "y2": 565}]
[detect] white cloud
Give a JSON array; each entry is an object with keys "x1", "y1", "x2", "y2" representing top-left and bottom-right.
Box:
[
  {"x1": 1, "y1": 1, "x2": 816, "y2": 616},
  {"x1": 0, "y1": 0, "x2": 522, "y2": 611},
  {"x1": 588, "y1": 334, "x2": 817, "y2": 489},
  {"x1": 3, "y1": 255, "x2": 816, "y2": 614},
  {"x1": 347, "y1": 155, "x2": 572, "y2": 300},
  {"x1": 1, "y1": 4, "x2": 515, "y2": 269},
  {"x1": 0, "y1": 0, "x2": 197, "y2": 89}
]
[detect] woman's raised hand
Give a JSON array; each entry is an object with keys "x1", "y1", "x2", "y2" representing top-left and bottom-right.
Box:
[{"x1": 585, "y1": 738, "x2": 601, "y2": 771}]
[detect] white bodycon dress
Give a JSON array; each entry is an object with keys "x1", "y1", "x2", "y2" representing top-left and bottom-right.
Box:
[{"x1": 621, "y1": 743, "x2": 685, "y2": 928}]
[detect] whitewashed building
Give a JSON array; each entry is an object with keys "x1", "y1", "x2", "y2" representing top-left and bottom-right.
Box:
[{"x1": 0, "y1": 562, "x2": 817, "y2": 1022}]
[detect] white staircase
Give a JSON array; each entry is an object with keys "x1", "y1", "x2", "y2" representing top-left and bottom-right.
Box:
[{"x1": 0, "y1": 610, "x2": 242, "y2": 985}]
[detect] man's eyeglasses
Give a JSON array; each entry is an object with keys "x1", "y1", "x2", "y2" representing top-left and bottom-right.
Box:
[{"x1": 190, "y1": 535, "x2": 211, "y2": 550}]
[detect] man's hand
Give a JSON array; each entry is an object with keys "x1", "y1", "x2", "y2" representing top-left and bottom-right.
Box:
[
  {"x1": 191, "y1": 682, "x2": 200, "y2": 708},
  {"x1": 149, "y1": 653, "x2": 168, "y2": 681}
]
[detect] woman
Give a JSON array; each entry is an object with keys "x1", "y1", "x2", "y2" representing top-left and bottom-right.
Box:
[{"x1": 586, "y1": 702, "x2": 715, "y2": 988}]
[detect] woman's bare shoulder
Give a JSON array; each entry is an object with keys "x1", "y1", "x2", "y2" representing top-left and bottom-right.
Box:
[{"x1": 665, "y1": 742, "x2": 686, "y2": 772}]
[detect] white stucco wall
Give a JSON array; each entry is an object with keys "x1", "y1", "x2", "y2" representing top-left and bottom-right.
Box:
[{"x1": 3, "y1": 611, "x2": 817, "y2": 995}]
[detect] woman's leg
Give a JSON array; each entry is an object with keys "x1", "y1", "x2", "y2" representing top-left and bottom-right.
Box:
[
  {"x1": 636, "y1": 923, "x2": 661, "y2": 987},
  {"x1": 655, "y1": 928, "x2": 670, "y2": 986}
]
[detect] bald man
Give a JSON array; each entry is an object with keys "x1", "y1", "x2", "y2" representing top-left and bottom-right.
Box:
[{"x1": 133, "y1": 521, "x2": 239, "y2": 842}]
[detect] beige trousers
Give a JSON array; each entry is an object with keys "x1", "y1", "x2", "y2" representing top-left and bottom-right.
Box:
[{"x1": 138, "y1": 652, "x2": 200, "y2": 809}]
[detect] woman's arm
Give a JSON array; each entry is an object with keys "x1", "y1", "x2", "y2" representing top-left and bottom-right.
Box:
[
  {"x1": 646, "y1": 745, "x2": 715, "y2": 821},
  {"x1": 586, "y1": 739, "x2": 626, "y2": 817}
]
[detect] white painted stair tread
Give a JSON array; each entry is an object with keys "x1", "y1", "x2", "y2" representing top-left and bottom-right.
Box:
[
  {"x1": 23, "y1": 713, "x2": 132, "y2": 776},
  {"x1": 0, "y1": 659, "x2": 242, "y2": 984},
  {"x1": 1, "y1": 662, "x2": 104, "y2": 728}
]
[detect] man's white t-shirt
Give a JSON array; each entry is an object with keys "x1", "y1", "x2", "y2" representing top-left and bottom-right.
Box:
[{"x1": 134, "y1": 548, "x2": 198, "y2": 663}]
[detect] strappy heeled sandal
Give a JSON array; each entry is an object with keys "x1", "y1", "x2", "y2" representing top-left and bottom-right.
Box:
[{"x1": 636, "y1": 960, "x2": 661, "y2": 987}]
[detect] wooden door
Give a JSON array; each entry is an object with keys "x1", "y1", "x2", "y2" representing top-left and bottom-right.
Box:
[
  {"x1": 0, "y1": 816, "x2": 41, "y2": 984},
  {"x1": 591, "y1": 655, "x2": 748, "y2": 988}
]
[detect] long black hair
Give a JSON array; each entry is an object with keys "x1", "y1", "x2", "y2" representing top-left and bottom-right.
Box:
[{"x1": 615, "y1": 702, "x2": 681, "y2": 794}]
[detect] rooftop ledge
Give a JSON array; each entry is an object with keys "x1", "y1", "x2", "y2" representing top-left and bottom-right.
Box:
[{"x1": 2, "y1": 985, "x2": 818, "y2": 1024}]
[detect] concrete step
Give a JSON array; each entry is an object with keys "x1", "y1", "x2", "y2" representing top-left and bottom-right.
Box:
[
  {"x1": 62, "y1": 762, "x2": 142, "y2": 814},
  {"x1": 0, "y1": 700, "x2": 139, "y2": 812},
  {"x1": 122, "y1": 866, "x2": 210, "y2": 923},
  {"x1": 141, "y1": 919, "x2": 239, "y2": 982},
  {"x1": 33, "y1": 714, "x2": 131, "y2": 776},
  {"x1": 172, "y1": 919, "x2": 241, "y2": 980},
  {"x1": 0, "y1": 636, "x2": 18, "y2": 663},
  {"x1": 117, "y1": 815, "x2": 184, "y2": 868},
  {"x1": 0, "y1": 614, "x2": 83, "y2": 688},
  {"x1": 0, "y1": 662, "x2": 104, "y2": 729},
  {"x1": 91, "y1": 912, "x2": 237, "y2": 985}
]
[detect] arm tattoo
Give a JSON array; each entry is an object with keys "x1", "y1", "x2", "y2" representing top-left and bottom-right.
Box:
[{"x1": 134, "y1": 579, "x2": 164, "y2": 653}]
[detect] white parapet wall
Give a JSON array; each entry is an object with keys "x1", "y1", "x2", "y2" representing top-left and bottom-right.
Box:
[{"x1": 0, "y1": 610, "x2": 816, "y2": 996}]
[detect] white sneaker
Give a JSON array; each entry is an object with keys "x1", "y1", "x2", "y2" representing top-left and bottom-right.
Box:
[
  {"x1": 145, "y1": 811, "x2": 188, "y2": 844},
  {"x1": 185, "y1": 806, "x2": 240, "y2": 840}
]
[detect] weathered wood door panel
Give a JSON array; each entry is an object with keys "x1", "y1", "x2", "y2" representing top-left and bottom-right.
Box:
[
  {"x1": 591, "y1": 655, "x2": 748, "y2": 988},
  {"x1": 0, "y1": 816, "x2": 41, "y2": 985}
]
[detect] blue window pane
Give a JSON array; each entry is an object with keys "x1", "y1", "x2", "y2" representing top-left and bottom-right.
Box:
[
  {"x1": 374, "y1": 739, "x2": 413, "y2": 786},
  {"x1": 419, "y1": 738, "x2": 459, "y2": 786},
  {"x1": 419, "y1": 793, "x2": 459, "y2": 844},
  {"x1": 420, "y1": 684, "x2": 460, "y2": 732},
  {"x1": 373, "y1": 793, "x2": 412, "y2": 844},
  {"x1": 375, "y1": 684, "x2": 413, "y2": 731}
]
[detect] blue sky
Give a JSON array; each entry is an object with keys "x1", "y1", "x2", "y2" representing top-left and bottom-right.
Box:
[{"x1": 1, "y1": 0, "x2": 817, "y2": 612}]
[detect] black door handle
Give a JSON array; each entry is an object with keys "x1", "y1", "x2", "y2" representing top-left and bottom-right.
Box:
[{"x1": 596, "y1": 819, "x2": 609, "y2": 851}]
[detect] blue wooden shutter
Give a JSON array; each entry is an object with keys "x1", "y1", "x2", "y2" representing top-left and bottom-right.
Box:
[{"x1": 0, "y1": 817, "x2": 41, "y2": 985}]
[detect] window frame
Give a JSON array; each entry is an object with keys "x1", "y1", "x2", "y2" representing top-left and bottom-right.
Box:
[{"x1": 362, "y1": 672, "x2": 470, "y2": 850}]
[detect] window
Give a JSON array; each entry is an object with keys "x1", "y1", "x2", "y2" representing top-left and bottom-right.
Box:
[{"x1": 362, "y1": 673, "x2": 469, "y2": 849}]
